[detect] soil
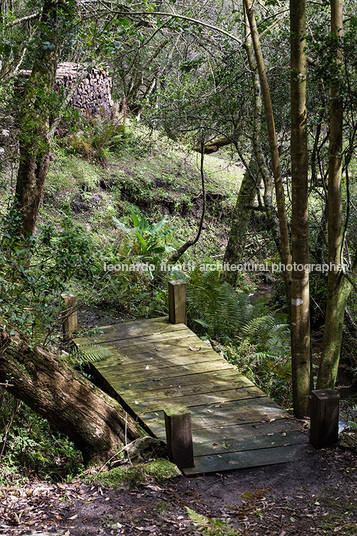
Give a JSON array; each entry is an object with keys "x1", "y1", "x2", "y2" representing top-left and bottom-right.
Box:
[{"x1": 1, "y1": 445, "x2": 356, "y2": 536}]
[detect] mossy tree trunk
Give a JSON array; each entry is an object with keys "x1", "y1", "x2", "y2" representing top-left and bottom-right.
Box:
[
  {"x1": 223, "y1": 159, "x2": 259, "y2": 287},
  {"x1": 290, "y1": 0, "x2": 311, "y2": 417},
  {"x1": 15, "y1": 0, "x2": 71, "y2": 238},
  {"x1": 0, "y1": 330, "x2": 140, "y2": 465},
  {"x1": 317, "y1": 0, "x2": 357, "y2": 388}
]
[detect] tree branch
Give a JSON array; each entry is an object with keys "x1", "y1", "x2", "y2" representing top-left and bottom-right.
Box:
[{"x1": 167, "y1": 138, "x2": 206, "y2": 264}]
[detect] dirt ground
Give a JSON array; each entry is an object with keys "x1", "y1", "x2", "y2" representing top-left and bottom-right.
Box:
[{"x1": 1, "y1": 444, "x2": 356, "y2": 536}]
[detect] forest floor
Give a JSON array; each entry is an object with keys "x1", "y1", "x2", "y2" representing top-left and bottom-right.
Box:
[{"x1": 1, "y1": 445, "x2": 356, "y2": 536}]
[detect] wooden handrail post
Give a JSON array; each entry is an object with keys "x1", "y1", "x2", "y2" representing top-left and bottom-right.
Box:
[
  {"x1": 61, "y1": 293, "x2": 78, "y2": 340},
  {"x1": 164, "y1": 406, "x2": 194, "y2": 469},
  {"x1": 168, "y1": 280, "x2": 187, "y2": 325},
  {"x1": 310, "y1": 389, "x2": 339, "y2": 449}
]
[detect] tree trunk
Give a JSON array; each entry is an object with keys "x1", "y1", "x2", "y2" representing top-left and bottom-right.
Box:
[
  {"x1": 317, "y1": 0, "x2": 346, "y2": 389},
  {"x1": 290, "y1": 0, "x2": 311, "y2": 417},
  {"x1": 244, "y1": 0, "x2": 292, "y2": 296},
  {"x1": 15, "y1": 0, "x2": 69, "y2": 238},
  {"x1": 223, "y1": 158, "x2": 259, "y2": 287},
  {"x1": 0, "y1": 330, "x2": 140, "y2": 465}
]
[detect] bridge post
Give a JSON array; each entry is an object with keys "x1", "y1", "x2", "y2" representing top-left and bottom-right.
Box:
[
  {"x1": 164, "y1": 406, "x2": 194, "y2": 469},
  {"x1": 168, "y1": 280, "x2": 187, "y2": 324},
  {"x1": 61, "y1": 293, "x2": 78, "y2": 340},
  {"x1": 310, "y1": 389, "x2": 339, "y2": 449}
]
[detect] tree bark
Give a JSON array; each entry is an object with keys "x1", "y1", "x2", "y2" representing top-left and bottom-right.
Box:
[
  {"x1": 244, "y1": 0, "x2": 292, "y2": 296},
  {"x1": 194, "y1": 137, "x2": 233, "y2": 154},
  {"x1": 0, "y1": 330, "x2": 140, "y2": 466},
  {"x1": 15, "y1": 0, "x2": 70, "y2": 238},
  {"x1": 290, "y1": 0, "x2": 311, "y2": 417},
  {"x1": 223, "y1": 158, "x2": 259, "y2": 287},
  {"x1": 317, "y1": 0, "x2": 348, "y2": 388}
]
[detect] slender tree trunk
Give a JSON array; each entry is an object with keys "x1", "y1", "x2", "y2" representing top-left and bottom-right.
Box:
[
  {"x1": 223, "y1": 7, "x2": 280, "y2": 287},
  {"x1": 245, "y1": 7, "x2": 281, "y2": 255},
  {"x1": 223, "y1": 158, "x2": 259, "y2": 286},
  {"x1": 290, "y1": 0, "x2": 311, "y2": 417},
  {"x1": 317, "y1": 0, "x2": 348, "y2": 388},
  {"x1": 244, "y1": 0, "x2": 292, "y2": 296},
  {"x1": 15, "y1": 0, "x2": 70, "y2": 238},
  {"x1": 0, "y1": 330, "x2": 140, "y2": 465}
]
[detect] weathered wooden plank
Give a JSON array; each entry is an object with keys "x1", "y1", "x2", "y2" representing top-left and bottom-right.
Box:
[
  {"x1": 182, "y1": 443, "x2": 309, "y2": 475},
  {"x1": 102, "y1": 332, "x2": 202, "y2": 349},
  {"x1": 113, "y1": 376, "x2": 262, "y2": 404},
  {"x1": 91, "y1": 317, "x2": 170, "y2": 334},
  {"x1": 152, "y1": 426, "x2": 307, "y2": 455},
  {"x1": 109, "y1": 368, "x2": 253, "y2": 395},
  {"x1": 96, "y1": 317, "x2": 186, "y2": 339},
  {"x1": 191, "y1": 430, "x2": 307, "y2": 456},
  {"x1": 141, "y1": 398, "x2": 287, "y2": 430},
  {"x1": 96, "y1": 358, "x2": 233, "y2": 383},
  {"x1": 126, "y1": 386, "x2": 266, "y2": 413},
  {"x1": 93, "y1": 346, "x2": 218, "y2": 372},
  {"x1": 150, "y1": 418, "x2": 303, "y2": 442},
  {"x1": 76, "y1": 322, "x2": 188, "y2": 346},
  {"x1": 117, "y1": 341, "x2": 213, "y2": 357}
]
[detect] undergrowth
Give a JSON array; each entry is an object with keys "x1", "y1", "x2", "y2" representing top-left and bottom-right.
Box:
[
  {"x1": 185, "y1": 269, "x2": 292, "y2": 405},
  {"x1": 0, "y1": 391, "x2": 83, "y2": 484}
]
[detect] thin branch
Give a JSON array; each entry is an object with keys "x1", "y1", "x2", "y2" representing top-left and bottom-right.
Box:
[
  {"x1": 107, "y1": 10, "x2": 242, "y2": 46},
  {"x1": 6, "y1": 12, "x2": 40, "y2": 27},
  {"x1": 167, "y1": 138, "x2": 206, "y2": 264}
]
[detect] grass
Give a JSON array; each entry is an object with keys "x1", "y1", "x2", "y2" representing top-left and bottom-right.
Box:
[{"x1": 39, "y1": 124, "x2": 243, "y2": 267}]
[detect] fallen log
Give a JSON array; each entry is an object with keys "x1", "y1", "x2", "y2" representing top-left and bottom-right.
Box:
[{"x1": 0, "y1": 330, "x2": 140, "y2": 466}]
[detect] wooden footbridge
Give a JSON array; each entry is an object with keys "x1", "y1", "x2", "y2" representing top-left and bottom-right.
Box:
[{"x1": 74, "y1": 281, "x2": 309, "y2": 475}]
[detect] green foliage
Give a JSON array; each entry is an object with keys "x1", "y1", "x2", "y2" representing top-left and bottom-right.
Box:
[
  {"x1": 67, "y1": 113, "x2": 130, "y2": 165},
  {"x1": 85, "y1": 459, "x2": 178, "y2": 488},
  {"x1": 74, "y1": 344, "x2": 113, "y2": 364},
  {"x1": 186, "y1": 507, "x2": 242, "y2": 536},
  {"x1": 0, "y1": 391, "x2": 83, "y2": 484},
  {"x1": 187, "y1": 269, "x2": 289, "y2": 353},
  {"x1": 185, "y1": 269, "x2": 292, "y2": 404},
  {"x1": 0, "y1": 204, "x2": 98, "y2": 342},
  {"x1": 113, "y1": 212, "x2": 174, "y2": 257},
  {"x1": 109, "y1": 212, "x2": 174, "y2": 283}
]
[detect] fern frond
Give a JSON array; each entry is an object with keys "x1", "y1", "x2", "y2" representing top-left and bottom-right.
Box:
[
  {"x1": 186, "y1": 506, "x2": 242, "y2": 536},
  {"x1": 76, "y1": 344, "x2": 114, "y2": 364}
]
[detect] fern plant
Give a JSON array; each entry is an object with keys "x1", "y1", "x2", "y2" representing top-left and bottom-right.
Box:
[
  {"x1": 67, "y1": 112, "x2": 128, "y2": 165},
  {"x1": 186, "y1": 507, "x2": 242, "y2": 536},
  {"x1": 186, "y1": 269, "x2": 292, "y2": 404},
  {"x1": 186, "y1": 268, "x2": 289, "y2": 355}
]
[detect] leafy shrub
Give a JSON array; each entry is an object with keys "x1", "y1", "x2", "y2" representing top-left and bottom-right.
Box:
[
  {"x1": 113, "y1": 212, "x2": 174, "y2": 261},
  {"x1": 0, "y1": 205, "x2": 99, "y2": 342}
]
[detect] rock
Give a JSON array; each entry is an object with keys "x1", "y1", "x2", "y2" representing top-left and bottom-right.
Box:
[{"x1": 338, "y1": 430, "x2": 357, "y2": 452}]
